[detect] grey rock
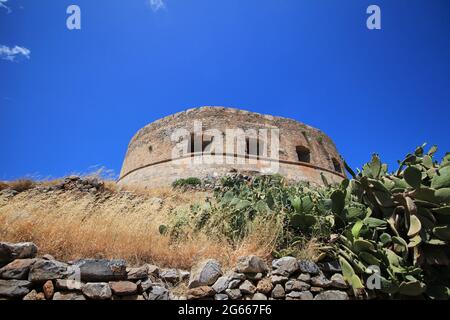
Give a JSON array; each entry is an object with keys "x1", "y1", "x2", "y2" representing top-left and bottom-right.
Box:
[
  {"x1": 286, "y1": 291, "x2": 314, "y2": 300},
  {"x1": 271, "y1": 275, "x2": 288, "y2": 285},
  {"x1": 42, "y1": 254, "x2": 55, "y2": 261},
  {"x1": 0, "y1": 279, "x2": 32, "y2": 298},
  {"x1": 0, "y1": 258, "x2": 36, "y2": 280},
  {"x1": 245, "y1": 272, "x2": 263, "y2": 281},
  {"x1": 236, "y1": 256, "x2": 268, "y2": 274},
  {"x1": 73, "y1": 259, "x2": 127, "y2": 282},
  {"x1": 314, "y1": 290, "x2": 349, "y2": 300},
  {"x1": 311, "y1": 275, "x2": 332, "y2": 288},
  {"x1": 330, "y1": 273, "x2": 348, "y2": 289},
  {"x1": 271, "y1": 284, "x2": 285, "y2": 299},
  {"x1": 318, "y1": 260, "x2": 342, "y2": 274},
  {"x1": 272, "y1": 257, "x2": 299, "y2": 276},
  {"x1": 53, "y1": 292, "x2": 86, "y2": 300},
  {"x1": 297, "y1": 273, "x2": 311, "y2": 283},
  {"x1": 28, "y1": 259, "x2": 69, "y2": 282},
  {"x1": 127, "y1": 265, "x2": 149, "y2": 280},
  {"x1": 225, "y1": 288, "x2": 242, "y2": 300},
  {"x1": 212, "y1": 276, "x2": 230, "y2": 293},
  {"x1": 298, "y1": 260, "x2": 320, "y2": 275},
  {"x1": 285, "y1": 279, "x2": 311, "y2": 292},
  {"x1": 188, "y1": 259, "x2": 222, "y2": 288},
  {"x1": 146, "y1": 285, "x2": 169, "y2": 300},
  {"x1": 147, "y1": 264, "x2": 160, "y2": 276},
  {"x1": 82, "y1": 282, "x2": 112, "y2": 300},
  {"x1": 0, "y1": 242, "x2": 38, "y2": 266},
  {"x1": 160, "y1": 268, "x2": 180, "y2": 284},
  {"x1": 55, "y1": 279, "x2": 83, "y2": 291},
  {"x1": 227, "y1": 271, "x2": 246, "y2": 280},
  {"x1": 214, "y1": 293, "x2": 229, "y2": 300},
  {"x1": 239, "y1": 280, "x2": 256, "y2": 295},
  {"x1": 137, "y1": 279, "x2": 150, "y2": 293},
  {"x1": 252, "y1": 293, "x2": 268, "y2": 300},
  {"x1": 228, "y1": 279, "x2": 242, "y2": 289}
]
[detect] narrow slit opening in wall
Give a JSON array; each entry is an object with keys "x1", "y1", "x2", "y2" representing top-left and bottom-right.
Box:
[
  {"x1": 202, "y1": 136, "x2": 214, "y2": 155},
  {"x1": 296, "y1": 146, "x2": 310, "y2": 163},
  {"x1": 332, "y1": 158, "x2": 342, "y2": 173},
  {"x1": 246, "y1": 137, "x2": 261, "y2": 158},
  {"x1": 189, "y1": 133, "x2": 202, "y2": 154},
  {"x1": 148, "y1": 146, "x2": 153, "y2": 154}
]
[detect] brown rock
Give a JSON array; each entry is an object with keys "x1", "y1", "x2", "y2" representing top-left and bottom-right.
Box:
[
  {"x1": 23, "y1": 289, "x2": 46, "y2": 300},
  {"x1": 0, "y1": 259, "x2": 36, "y2": 280},
  {"x1": 186, "y1": 286, "x2": 215, "y2": 300},
  {"x1": 256, "y1": 278, "x2": 273, "y2": 294},
  {"x1": 43, "y1": 280, "x2": 54, "y2": 300},
  {"x1": 127, "y1": 265, "x2": 149, "y2": 280},
  {"x1": 109, "y1": 281, "x2": 138, "y2": 296}
]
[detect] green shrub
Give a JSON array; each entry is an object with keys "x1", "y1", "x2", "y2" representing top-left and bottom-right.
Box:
[
  {"x1": 161, "y1": 144, "x2": 450, "y2": 299},
  {"x1": 172, "y1": 177, "x2": 202, "y2": 188}
]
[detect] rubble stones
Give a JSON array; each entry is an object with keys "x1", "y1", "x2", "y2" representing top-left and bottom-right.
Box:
[
  {"x1": 109, "y1": 281, "x2": 138, "y2": 296},
  {"x1": 82, "y1": 282, "x2": 112, "y2": 300},
  {"x1": 0, "y1": 242, "x2": 38, "y2": 266},
  {"x1": 73, "y1": 259, "x2": 127, "y2": 282},
  {"x1": 0, "y1": 279, "x2": 32, "y2": 298},
  {"x1": 0, "y1": 259, "x2": 35, "y2": 280},
  {"x1": 28, "y1": 259, "x2": 68, "y2": 282},
  {"x1": 298, "y1": 260, "x2": 320, "y2": 275},
  {"x1": 235, "y1": 256, "x2": 268, "y2": 274},
  {"x1": 0, "y1": 242, "x2": 359, "y2": 301},
  {"x1": 272, "y1": 257, "x2": 298, "y2": 276},
  {"x1": 43, "y1": 280, "x2": 54, "y2": 299},
  {"x1": 188, "y1": 259, "x2": 222, "y2": 288},
  {"x1": 314, "y1": 290, "x2": 349, "y2": 300}
]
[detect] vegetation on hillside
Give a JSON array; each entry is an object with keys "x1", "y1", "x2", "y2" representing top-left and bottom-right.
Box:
[{"x1": 161, "y1": 144, "x2": 450, "y2": 299}]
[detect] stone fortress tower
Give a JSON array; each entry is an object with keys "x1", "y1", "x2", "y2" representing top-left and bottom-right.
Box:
[{"x1": 118, "y1": 107, "x2": 346, "y2": 187}]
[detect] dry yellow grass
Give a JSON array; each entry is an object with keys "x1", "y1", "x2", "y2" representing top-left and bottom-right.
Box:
[{"x1": 0, "y1": 182, "x2": 276, "y2": 270}]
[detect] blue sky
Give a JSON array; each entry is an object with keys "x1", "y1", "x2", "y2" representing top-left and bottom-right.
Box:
[{"x1": 1, "y1": 0, "x2": 449, "y2": 180}]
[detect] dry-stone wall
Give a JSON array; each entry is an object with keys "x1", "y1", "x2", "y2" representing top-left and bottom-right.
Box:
[{"x1": 1, "y1": 242, "x2": 354, "y2": 301}]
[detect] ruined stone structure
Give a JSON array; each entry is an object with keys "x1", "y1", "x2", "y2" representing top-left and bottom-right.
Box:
[{"x1": 118, "y1": 107, "x2": 345, "y2": 187}]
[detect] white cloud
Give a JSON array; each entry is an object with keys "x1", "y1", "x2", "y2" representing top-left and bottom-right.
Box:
[
  {"x1": 0, "y1": 0, "x2": 11, "y2": 13},
  {"x1": 0, "y1": 45, "x2": 31, "y2": 61},
  {"x1": 148, "y1": 0, "x2": 165, "y2": 12}
]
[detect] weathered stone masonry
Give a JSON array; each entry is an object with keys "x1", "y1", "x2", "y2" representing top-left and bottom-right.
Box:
[{"x1": 118, "y1": 107, "x2": 346, "y2": 187}]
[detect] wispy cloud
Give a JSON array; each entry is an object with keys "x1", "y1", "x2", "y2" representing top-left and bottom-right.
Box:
[
  {"x1": 0, "y1": 0, "x2": 11, "y2": 13},
  {"x1": 0, "y1": 45, "x2": 31, "y2": 61},
  {"x1": 148, "y1": 0, "x2": 166, "y2": 12}
]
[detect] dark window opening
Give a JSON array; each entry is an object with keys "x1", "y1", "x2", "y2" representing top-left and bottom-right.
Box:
[
  {"x1": 189, "y1": 133, "x2": 200, "y2": 154},
  {"x1": 296, "y1": 146, "x2": 311, "y2": 163},
  {"x1": 148, "y1": 146, "x2": 153, "y2": 153},
  {"x1": 246, "y1": 138, "x2": 264, "y2": 158},
  {"x1": 332, "y1": 158, "x2": 342, "y2": 173},
  {"x1": 202, "y1": 136, "x2": 214, "y2": 154}
]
